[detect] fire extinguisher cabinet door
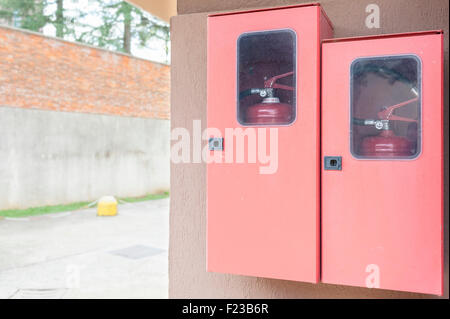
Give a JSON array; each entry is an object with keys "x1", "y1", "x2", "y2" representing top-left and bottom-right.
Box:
[
  {"x1": 321, "y1": 31, "x2": 444, "y2": 295},
  {"x1": 207, "y1": 4, "x2": 333, "y2": 282}
]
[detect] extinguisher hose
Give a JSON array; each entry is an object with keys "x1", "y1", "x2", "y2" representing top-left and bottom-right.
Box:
[
  {"x1": 352, "y1": 118, "x2": 368, "y2": 126},
  {"x1": 355, "y1": 65, "x2": 415, "y2": 88},
  {"x1": 239, "y1": 88, "x2": 262, "y2": 100}
]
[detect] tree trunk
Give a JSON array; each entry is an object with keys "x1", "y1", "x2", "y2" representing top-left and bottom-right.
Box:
[
  {"x1": 123, "y1": 18, "x2": 131, "y2": 54},
  {"x1": 55, "y1": 0, "x2": 64, "y2": 38},
  {"x1": 36, "y1": 0, "x2": 45, "y2": 32},
  {"x1": 165, "y1": 39, "x2": 169, "y2": 64},
  {"x1": 122, "y1": 6, "x2": 132, "y2": 55}
]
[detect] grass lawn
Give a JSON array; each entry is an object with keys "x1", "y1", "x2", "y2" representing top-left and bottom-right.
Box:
[
  {"x1": 0, "y1": 192, "x2": 169, "y2": 218},
  {"x1": 120, "y1": 192, "x2": 169, "y2": 203}
]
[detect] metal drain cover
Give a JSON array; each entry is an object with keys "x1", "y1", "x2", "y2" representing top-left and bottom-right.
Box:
[
  {"x1": 10, "y1": 288, "x2": 67, "y2": 299},
  {"x1": 109, "y1": 245, "x2": 164, "y2": 259}
]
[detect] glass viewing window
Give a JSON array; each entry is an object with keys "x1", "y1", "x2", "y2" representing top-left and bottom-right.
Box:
[
  {"x1": 350, "y1": 55, "x2": 421, "y2": 159},
  {"x1": 237, "y1": 30, "x2": 296, "y2": 126}
]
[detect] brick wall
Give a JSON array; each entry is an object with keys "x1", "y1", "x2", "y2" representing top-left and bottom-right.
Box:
[{"x1": 0, "y1": 26, "x2": 170, "y2": 119}]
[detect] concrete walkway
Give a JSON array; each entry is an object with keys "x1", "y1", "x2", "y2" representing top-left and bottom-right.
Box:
[{"x1": 0, "y1": 198, "x2": 169, "y2": 299}]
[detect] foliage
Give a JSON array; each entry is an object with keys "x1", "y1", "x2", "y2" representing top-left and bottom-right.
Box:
[
  {"x1": 0, "y1": 0, "x2": 48, "y2": 31},
  {"x1": 0, "y1": 200, "x2": 92, "y2": 218},
  {"x1": 0, "y1": 192, "x2": 169, "y2": 218},
  {"x1": 0, "y1": 0, "x2": 169, "y2": 61},
  {"x1": 77, "y1": 0, "x2": 169, "y2": 55}
]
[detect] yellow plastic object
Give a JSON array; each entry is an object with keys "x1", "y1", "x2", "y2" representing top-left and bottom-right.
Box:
[{"x1": 97, "y1": 196, "x2": 118, "y2": 216}]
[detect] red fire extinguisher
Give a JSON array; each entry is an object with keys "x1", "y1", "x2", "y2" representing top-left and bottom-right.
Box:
[
  {"x1": 239, "y1": 71, "x2": 294, "y2": 124},
  {"x1": 353, "y1": 96, "x2": 419, "y2": 157}
]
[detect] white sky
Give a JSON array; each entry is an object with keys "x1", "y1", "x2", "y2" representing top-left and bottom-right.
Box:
[{"x1": 42, "y1": 0, "x2": 170, "y2": 64}]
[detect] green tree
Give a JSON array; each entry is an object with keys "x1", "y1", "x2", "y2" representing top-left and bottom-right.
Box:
[
  {"x1": 0, "y1": 0, "x2": 170, "y2": 62},
  {"x1": 80, "y1": 0, "x2": 169, "y2": 57},
  {"x1": 55, "y1": 0, "x2": 64, "y2": 37},
  {"x1": 0, "y1": 0, "x2": 47, "y2": 31},
  {"x1": 0, "y1": 0, "x2": 75, "y2": 37}
]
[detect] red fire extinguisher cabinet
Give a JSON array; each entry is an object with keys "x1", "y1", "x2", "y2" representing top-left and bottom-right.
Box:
[
  {"x1": 321, "y1": 31, "x2": 444, "y2": 295},
  {"x1": 207, "y1": 4, "x2": 333, "y2": 283}
]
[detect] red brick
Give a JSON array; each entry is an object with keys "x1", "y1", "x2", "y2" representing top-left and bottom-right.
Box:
[{"x1": 0, "y1": 26, "x2": 170, "y2": 119}]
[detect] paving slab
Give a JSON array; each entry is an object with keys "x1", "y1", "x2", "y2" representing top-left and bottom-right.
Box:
[{"x1": 0, "y1": 198, "x2": 169, "y2": 299}]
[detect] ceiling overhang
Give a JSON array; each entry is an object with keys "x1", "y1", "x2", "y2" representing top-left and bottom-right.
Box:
[{"x1": 126, "y1": 0, "x2": 176, "y2": 23}]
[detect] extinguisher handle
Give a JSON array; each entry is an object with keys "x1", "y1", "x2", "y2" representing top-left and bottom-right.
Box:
[
  {"x1": 353, "y1": 97, "x2": 419, "y2": 128},
  {"x1": 377, "y1": 97, "x2": 419, "y2": 122},
  {"x1": 264, "y1": 71, "x2": 294, "y2": 90}
]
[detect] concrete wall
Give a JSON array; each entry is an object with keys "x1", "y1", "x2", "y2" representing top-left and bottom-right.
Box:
[
  {"x1": 170, "y1": 0, "x2": 449, "y2": 298},
  {"x1": 0, "y1": 107, "x2": 170, "y2": 210},
  {"x1": 0, "y1": 26, "x2": 171, "y2": 210}
]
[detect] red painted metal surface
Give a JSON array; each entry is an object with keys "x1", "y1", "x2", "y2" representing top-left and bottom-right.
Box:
[
  {"x1": 246, "y1": 101, "x2": 293, "y2": 125},
  {"x1": 321, "y1": 32, "x2": 443, "y2": 295},
  {"x1": 246, "y1": 71, "x2": 294, "y2": 124},
  {"x1": 360, "y1": 130, "x2": 412, "y2": 157},
  {"x1": 361, "y1": 97, "x2": 419, "y2": 157},
  {"x1": 207, "y1": 4, "x2": 333, "y2": 283}
]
